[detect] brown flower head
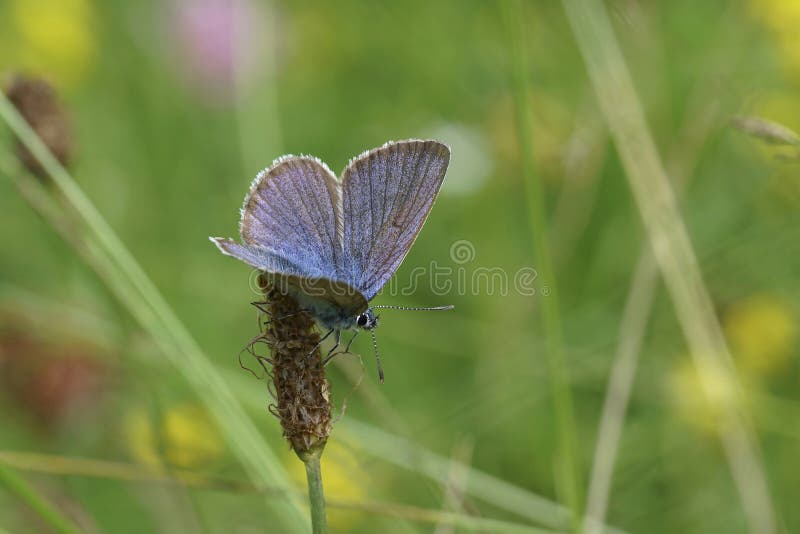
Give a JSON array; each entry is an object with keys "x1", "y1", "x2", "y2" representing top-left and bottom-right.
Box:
[
  {"x1": 5, "y1": 75, "x2": 73, "y2": 177},
  {"x1": 252, "y1": 274, "x2": 332, "y2": 460}
]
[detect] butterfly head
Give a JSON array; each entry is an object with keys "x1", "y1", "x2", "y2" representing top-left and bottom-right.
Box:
[{"x1": 356, "y1": 309, "x2": 379, "y2": 330}]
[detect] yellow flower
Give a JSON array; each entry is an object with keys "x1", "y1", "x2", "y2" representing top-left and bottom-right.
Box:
[
  {"x1": 286, "y1": 439, "x2": 370, "y2": 531},
  {"x1": 751, "y1": 0, "x2": 800, "y2": 36},
  {"x1": 124, "y1": 403, "x2": 225, "y2": 470},
  {"x1": 749, "y1": 0, "x2": 800, "y2": 80},
  {"x1": 724, "y1": 294, "x2": 797, "y2": 376},
  {"x1": 124, "y1": 408, "x2": 161, "y2": 468},
  {"x1": 1, "y1": 0, "x2": 95, "y2": 88},
  {"x1": 668, "y1": 357, "x2": 742, "y2": 435}
]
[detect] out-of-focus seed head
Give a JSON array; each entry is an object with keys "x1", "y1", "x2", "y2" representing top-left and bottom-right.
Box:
[
  {"x1": 5, "y1": 74, "x2": 73, "y2": 177},
  {"x1": 732, "y1": 115, "x2": 800, "y2": 147},
  {"x1": 0, "y1": 329, "x2": 109, "y2": 430}
]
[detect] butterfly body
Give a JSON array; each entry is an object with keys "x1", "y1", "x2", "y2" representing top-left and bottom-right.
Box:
[
  {"x1": 211, "y1": 139, "x2": 450, "y2": 335},
  {"x1": 276, "y1": 276, "x2": 367, "y2": 330}
]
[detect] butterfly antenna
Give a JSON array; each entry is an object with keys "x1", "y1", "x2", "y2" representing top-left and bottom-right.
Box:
[
  {"x1": 371, "y1": 305, "x2": 454, "y2": 311},
  {"x1": 370, "y1": 328, "x2": 384, "y2": 384}
]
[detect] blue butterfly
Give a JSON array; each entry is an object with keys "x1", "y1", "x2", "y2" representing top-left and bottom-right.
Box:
[{"x1": 211, "y1": 139, "x2": 452, "y2": 381}]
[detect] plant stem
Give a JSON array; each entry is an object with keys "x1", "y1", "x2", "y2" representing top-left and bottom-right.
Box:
[
  {"x1": 500, "y1": 0, "x2": 582, "y2": 527},
  {"x1": 303, "y1": 452, "x2": 328, "y2": 534},
  {"x1": 340, "y1": 419, "x2": 578, "y2": 530},
  {"x1": 584, "y1": 84, "x2": 721, "y2": 533},
  {"x1": 0, "y1": 449, "x2": 558, "y2": 533},
  {"x1": 0, "y1": 91, "x2": 308, "y2": 532},
  {"x1": 0, "y1": 463, "x2": 82, "y2": 534},
  {"x1": 561, "y1": 0, "x2": 776, "y2": 532}
]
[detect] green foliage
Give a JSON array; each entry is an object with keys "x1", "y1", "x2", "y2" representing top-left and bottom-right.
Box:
[{"x1": 1, "y1": 0, "x2": 800, "y2": 532}]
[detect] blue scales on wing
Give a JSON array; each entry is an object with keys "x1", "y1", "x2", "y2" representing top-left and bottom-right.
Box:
[
  {"x1": 339, "y1": 140, "x2": 450, "y2": 300},
  {"x1": 211, "y1": 155, "x2": 367, "y2": 328},
  {"x1": 241, "y1": 155, "x2": 342, "y2": 278}
]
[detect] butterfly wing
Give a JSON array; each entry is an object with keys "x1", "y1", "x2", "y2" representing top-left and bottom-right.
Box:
[
  {"x1": 240, "y1": 155, "x2": 344, "y2": 280},
  {"x1": 211, "y1": 237, "x2": 308, "y2": 277},
  {"x1": 340, "y1": 140, "x2": 450, "y2": 300},
  {"x1": 213, "y1": 155, "x2": 368, "y2": 326},
  {"x1": 211, "y1": 238, "x2": 367, "y2": 324}
]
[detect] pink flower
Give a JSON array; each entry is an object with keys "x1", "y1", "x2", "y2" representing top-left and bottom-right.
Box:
[{"x1": 169, "y1": 0, "x2": 272, "y2": 103}]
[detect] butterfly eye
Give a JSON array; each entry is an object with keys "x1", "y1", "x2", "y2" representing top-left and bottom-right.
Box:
[{"x1": 356, "y1": 314, "x2": 368, "y2": 327}]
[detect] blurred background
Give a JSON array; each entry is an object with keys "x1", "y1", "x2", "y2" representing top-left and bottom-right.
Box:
[{"x1": 1, "y1": 0, "x2": 799, "y2": 532}]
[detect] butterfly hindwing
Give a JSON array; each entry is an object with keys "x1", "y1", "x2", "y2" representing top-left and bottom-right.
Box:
[
  {"x1": 211, "y1": 238, "x2": 304, "y2": 275},
  {"x1": 211, "y1": 238, "x2": 367, "y2": 326}
]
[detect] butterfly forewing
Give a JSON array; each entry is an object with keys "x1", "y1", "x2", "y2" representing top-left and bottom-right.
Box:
[
  {"x1": 240, "y1": 156, "x2": 344, "y2": 281},
  {"x1": 340, "y1": 140, "x2": 450, "y2": 299}
]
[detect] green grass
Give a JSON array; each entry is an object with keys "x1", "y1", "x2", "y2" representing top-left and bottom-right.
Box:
[
  {"x1": 0, "y1": 463, "x2": 83, "y2": 534},
  {"x1": 562, "y1": 0, "x2": 776, "y2": 531},
  {"x1": 0, "y1": 92, "x2": 309, "y2": 533},
  {"x1": 2, "y1": 0, "x2": 800, "y2": 532},
  {"x1": 501, "y1": 1, "x2": 582, "y2": 527}
]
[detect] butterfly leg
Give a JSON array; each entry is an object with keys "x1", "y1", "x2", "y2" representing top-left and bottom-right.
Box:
[
  {"x1": 257, "y1": 308, "x2": 315, "y2": 332},
  {"x1": 307, "y1": 328, "x2": 335, "y2": 357},
  {"x1": 323, "y1": 330, "x2": 342, "y2": 362},
  {"x1": 323, "y1": 330, "x2": 359, "y2": 366},
  {"x1": 250, "y1": 301, "x2": 273, "y2": 316},
  {"x1": 343, "y1": 329, "x2": 359, "y2": 354},
  {"x1": 263, "y1": 309, "x2": 312, "y2": 325}
]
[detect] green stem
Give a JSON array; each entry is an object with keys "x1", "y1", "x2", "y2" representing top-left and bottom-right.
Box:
[
  {"x1": 0, "y1": 90, "x2": 307, "y2": 532},
  {"x1": 500, "y1": 0, "x2": 582, "y2": 528},
  {"x1": 303, "y1": 453, "x2": 328, "y2": 534},
  {"x1": 0, "y1": 463, "x2": 82, "y2": 534},
  {"x1": 561, "y1": 0, "x2": 776, "y2": 532},
  {"x1": 0, "y1": 448, "x2": 557, "y2": 532}
]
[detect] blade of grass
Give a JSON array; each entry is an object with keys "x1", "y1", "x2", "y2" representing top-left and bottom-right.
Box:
[
  {"x1": 218, "y1": 364, "x2": 623, "y2": 532},
  {"x1": 227, "y1": 367, "x2": 567, "y2": 525},
  {"x1": 551, "y1": 108, "x2": 608, "y2": 265},
  {"x1": 584, "y1": 82, "x2": 722, "y2": 533},
  {"x1": 0, "y1": 157, "x2": 164, "y2": 353},
  {"x1": 221, "y1": 366, "x2": 596, "y2": 530},
  {"x1": 0, "y1": 95, "x2": 307, "y2": 531},
  {"x1": 2, "y1": 160, "x2": 305, "y2": 530},
  {"x1": 561, "y1": 1, "x2": 777, "y2": 532},
  {"x1": 0, "y1": 451, "x2": 280, "y2": 495},
  {"x1": 339, "y1": 419, "x2": 626, "y2": 534},
  {"x1": 582, "y1": 251, "x2": 658, "y2": 534},
  {"x1": 0, "y1": 269, "x2": 622, "y2": 534},
  {"x1": 0, "y1": 463, "x2": 83, "y2": 534},
  {"x1": 2, "y1": 158, "x2": 213, "y2": 531},
  {"x1": 0, "y1": 450, "x2": 552, "y2": 533},
  {"x1": 326, "y1": 500, "x2": 555, "y2": 534},
  {"x1": 435, "y1": 436, "x2": 475, "y2": 534},
  {"x1": 500, "y1": 0, "x2": 582, "y2": 526}
]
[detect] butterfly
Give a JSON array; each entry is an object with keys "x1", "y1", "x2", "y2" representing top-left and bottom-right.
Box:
[{"x1": 210, "y1": 139, "x2": 452, "y2": 381}]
